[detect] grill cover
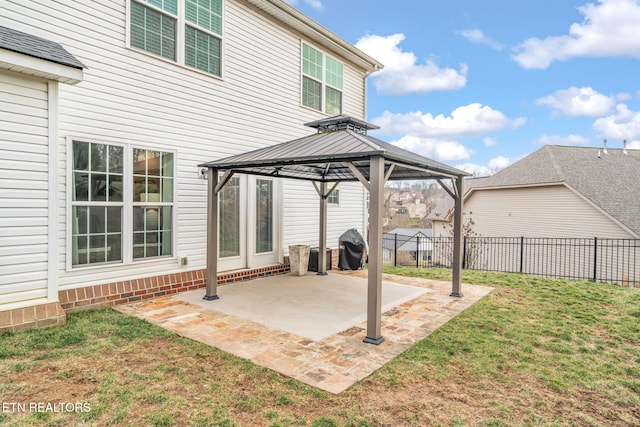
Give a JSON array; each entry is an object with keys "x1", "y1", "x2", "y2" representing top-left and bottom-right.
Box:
[{"x1": 338, "y1": 228, "x2": 365, "y2": 270}]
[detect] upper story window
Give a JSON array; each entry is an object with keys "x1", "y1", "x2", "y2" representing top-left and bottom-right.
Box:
[
  {"x1": 302, "y1": 43, "x2": 343, "y2": 115},
  {"x1": 130, "y1": 0, "x2": 222, "y2": 77}
]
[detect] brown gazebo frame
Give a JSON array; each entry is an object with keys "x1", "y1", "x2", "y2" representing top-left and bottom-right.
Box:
[{"x1": 199, "y1": 116, "x2": 470, "y2": 345}]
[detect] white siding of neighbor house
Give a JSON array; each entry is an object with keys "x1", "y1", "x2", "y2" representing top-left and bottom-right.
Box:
[
  {"x1": 433, "y1": 184, "x2": 634, "y2": 239},
  {"x1": 2, "y1": 0, "x2": 368, "y2": 291},
  {"x1": 0, "y1": 70, "x2": 49, "y2": 305}
]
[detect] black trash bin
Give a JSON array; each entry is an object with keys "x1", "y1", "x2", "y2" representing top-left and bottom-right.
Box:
[
  {"x1": 338, "y1": 228, "x2": 365, "y2": 270},
  {"x1": 308, "y1": 247, "x2": 332, "y2": 272}
]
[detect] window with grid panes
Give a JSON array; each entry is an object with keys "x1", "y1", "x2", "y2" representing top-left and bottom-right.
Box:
[
  {"x1": 327, "y1": 188, "x2": 339, "y2": 204},
  {"x1": 301, "y1": 43, "x2": 343, "y2": 114},
  {"x1": 130, "y1": 0, "x2": 222, "y2": 77},
  {"x1": 70, "y1": 141, "x2": 174, "y2": 267}
]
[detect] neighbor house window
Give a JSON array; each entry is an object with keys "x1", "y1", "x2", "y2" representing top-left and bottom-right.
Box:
[
  {"x1": 71, "y1": 141, "x2": 175, "y2": 268},
  {"x1": 301, "y1": 43, "x2": 343, "y2": 114},
  {"x1": 130, "y1": 0, "x2": 222, "y2": 77}
]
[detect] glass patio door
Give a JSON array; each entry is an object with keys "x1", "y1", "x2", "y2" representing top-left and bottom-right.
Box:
[{"x1": 217, "y1": 175, "x2": 279, "y2": 271}]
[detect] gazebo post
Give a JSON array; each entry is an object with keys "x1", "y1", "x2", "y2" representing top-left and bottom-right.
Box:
[
  {"x1": 317, "y1": 181, "x2": 328, "y2": 275},
  {"x1": 204, "y1": 167, "x2": 220, "y2": 300},
  {"x1": 451, "y1": 175, "x2": 464, "y2": 297},
  {"x1": 364, "y1": 155, "x2": 385, "y2": 345}
]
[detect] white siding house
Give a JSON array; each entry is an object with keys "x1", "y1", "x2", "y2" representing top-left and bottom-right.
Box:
[{"x1": 0, "y1": 0, "x2": 382, "y2": 331}]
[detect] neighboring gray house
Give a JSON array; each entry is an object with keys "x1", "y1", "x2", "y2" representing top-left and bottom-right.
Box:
[
  {"x1": 433, "y1": 145, "x2": 640, "y2": 239},
  {"x1": 383, "y1": 228, "x2": 432, "y2": 265},
  {"x1": 432, "y1": 145, "x2": 640, "y2": 284}
]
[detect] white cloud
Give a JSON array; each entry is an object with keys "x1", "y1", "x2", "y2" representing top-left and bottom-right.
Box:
[
  {"x1": 627, "y1": 140, "x2": 640, "y2": 149},
  {"x1": 391, "y1": 135, "x2": 472, "y2": 162},
  {"x1": 355, "y1": 33, "x2": 468, "y2": 95},
  {"x1": 534, "y1": 134, "x2": 591, "y2": 145},
  {"x1": 284, "y1": 0, "x2": 323, "y2": 10},
  {"x1": 457, "y1": 29, "x2": 504, "y2": 50},
  {"x1": 512, "y1": 0, "x2": 640, "y2": 69},
  {"x1": 455, "y1": 156, "x2": 514, "y2": 177},
  {"x1": 483, "y1": 137, "x2": 498, "y2": 147},
  {"x1": 536, "y1": 86, "x2": 615, "y2": 117},
  {"x1": 371, "y1": 103, "x2": 523, "y2": 139},
  {"x1": 592, "y1": 103, "x2": 640, "y2": 139}
]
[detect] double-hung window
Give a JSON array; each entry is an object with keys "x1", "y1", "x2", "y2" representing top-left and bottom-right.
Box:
[
  {"x1": 130, "y1": 0, "x2": 223, "y2": 77},
  {"x1": 327, "y1": 188, "x2": 340, "y2": 205},
  {"x1": 302, "y1": 43, "x2": 343, "y2": 115},
  {"x1": 71, "y1": 141, "x2": 175, "y2": 268}
]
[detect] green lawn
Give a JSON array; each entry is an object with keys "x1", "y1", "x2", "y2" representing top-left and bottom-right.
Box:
[{"x1": 1, "y1": 268, "x2": 639, "y2": 426}]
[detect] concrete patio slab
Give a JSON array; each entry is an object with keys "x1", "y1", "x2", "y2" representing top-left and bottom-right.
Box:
[
  {"x1": 115, "y1": 271, "x2": 493, "y2": 394},
  {"x1": 174, "y1": 273, "x2": 429, "y2": 341}
]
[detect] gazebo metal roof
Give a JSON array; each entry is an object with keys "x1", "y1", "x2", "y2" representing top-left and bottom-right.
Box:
[
  {"x1": 199, "y1": 116, "x2": 468, "y2": 345},
  {"x1": 199, "y1": 115, "x2": 467, "y2": 183}
]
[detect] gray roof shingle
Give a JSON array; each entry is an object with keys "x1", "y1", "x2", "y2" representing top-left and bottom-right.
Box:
[{"x1": 0, "y1": 26, "x2": 85, "y2": 69}]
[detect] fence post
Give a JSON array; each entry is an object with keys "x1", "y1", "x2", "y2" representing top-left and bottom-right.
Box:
[
  {"x1": 394, "y1": 233, "x2": 398, "y2": 266},
  {"x1": 520, "y1": 236, "x2": 524, "y2": 273},
  {"x1": 462, "y1": 235, "x2": 467, "y2": 269},
  {"x1": 416, "y1": 235, "x2": 420, "y2": 268},
  {"x1": 593, "y1": 236, "x2": 598, "y2": 282}
]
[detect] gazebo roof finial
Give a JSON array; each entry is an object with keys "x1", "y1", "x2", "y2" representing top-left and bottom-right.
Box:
[{"x1": 304, "y1": 115, "x2": 379, "y2": 135}]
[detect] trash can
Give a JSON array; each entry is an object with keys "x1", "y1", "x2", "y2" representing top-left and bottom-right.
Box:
[
  {"x1": 338, "y1": 228, "x2": 365, "y2": 270},
  {"x1": 308, "y1": 247, "x2": 332, "y2": 272},
  {"x1": 288, "y1": 245, "x2": 310, "y2": 276}
]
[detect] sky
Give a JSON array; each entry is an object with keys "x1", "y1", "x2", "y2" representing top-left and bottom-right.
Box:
[{"x1": 285, "y1": 0, "x2": 640, "y2": 175}]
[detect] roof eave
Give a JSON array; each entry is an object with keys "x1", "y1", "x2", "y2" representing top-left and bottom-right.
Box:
[
  {"x1": 0, "y1": 47, "x2": 84, "y2": 84},
  {"x1": 242, "y1": 0, "x2": 383, "y2": 73}
]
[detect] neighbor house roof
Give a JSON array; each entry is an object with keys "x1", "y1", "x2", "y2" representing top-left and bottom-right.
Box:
[
  {"x1": 383, "y1": 228, "x2": 432, "y2": 252},
  {"x1": 433, "y1": 145, "x2": 640, "y2": 236},
  {"x1": 0, "y1": 25, "x2": 85, "y2": 83}
]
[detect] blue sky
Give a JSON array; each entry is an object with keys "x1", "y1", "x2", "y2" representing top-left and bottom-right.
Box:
[{"x1": 286, "y1": 0, "x2": 640, "y2": 175}]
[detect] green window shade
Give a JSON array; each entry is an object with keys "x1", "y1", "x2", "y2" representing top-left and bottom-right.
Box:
[
  {"x1": 185, "y1": 26, "x2": 221, "y2": 76},
  {"x1": 325, "y1": 86, "x2": 342, "y2": 115},
  {"x1": 185, "y1": 0, "x2": 223, "y2": 35},
  {"x1": 143, "y1": 0, "x2": 178, "y2": 14},
  {"x1": 325, "y1": 56, "x2": 343, "y2": 89},
  {"x1": 302, "y1": 44, "x2": 322, "y2": 80},
  {"x1": 131, "y1": 1, "x2": 176, "y2": 60},
  {"x1": 302, "y1": 76, "x2": 322, "y2": 111}
]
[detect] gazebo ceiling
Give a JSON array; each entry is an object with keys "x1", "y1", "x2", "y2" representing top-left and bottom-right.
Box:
[{"x1": 199, "y1": 115, "x2": 470, "y2": 182}]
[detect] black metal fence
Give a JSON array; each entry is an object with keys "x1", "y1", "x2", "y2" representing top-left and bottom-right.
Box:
[{"x1": 382, "y1": 233, "x2": 640, "y2": 286}]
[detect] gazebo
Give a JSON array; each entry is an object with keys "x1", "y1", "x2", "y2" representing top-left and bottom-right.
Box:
[{"x1": 199, "y1": 115, "x2": 470, "y2": 345}]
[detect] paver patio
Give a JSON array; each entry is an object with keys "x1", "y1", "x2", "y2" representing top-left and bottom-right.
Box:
[{"x1": 115, "y1": 271, "x2": 493, "y2": 393}]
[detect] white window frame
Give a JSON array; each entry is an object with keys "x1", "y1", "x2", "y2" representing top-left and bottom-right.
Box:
[
  {"x1": 66, "y1": 136, "x2": 177, "y2": 271},
  {"x1": 126, "y1": 0, "x2": 225, "y2": 78},
  {"x1": 300, "y1": 41, "x2": 343, "y2": 114},
  {"x1": 328, "y1": 187, "x2": 340, "y2": 205}
]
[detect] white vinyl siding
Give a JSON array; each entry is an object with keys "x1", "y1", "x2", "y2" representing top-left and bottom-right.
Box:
[
  {"x1": 4, "y1": 0, "x2": 368, "y2": 291},
  {"x1": 0, "y1": 71, "x2": 49, "y2": 305},
  {"x1": 283, "y1": 181, "x2": 365, "y2": 251},
  {"x1": 461, "y1": 185, "x2": 635, "y2": 239}
]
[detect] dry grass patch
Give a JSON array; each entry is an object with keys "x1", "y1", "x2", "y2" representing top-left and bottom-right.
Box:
[{"x1": 1, "y1": 268, "x2": 639, "y2": 426}]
